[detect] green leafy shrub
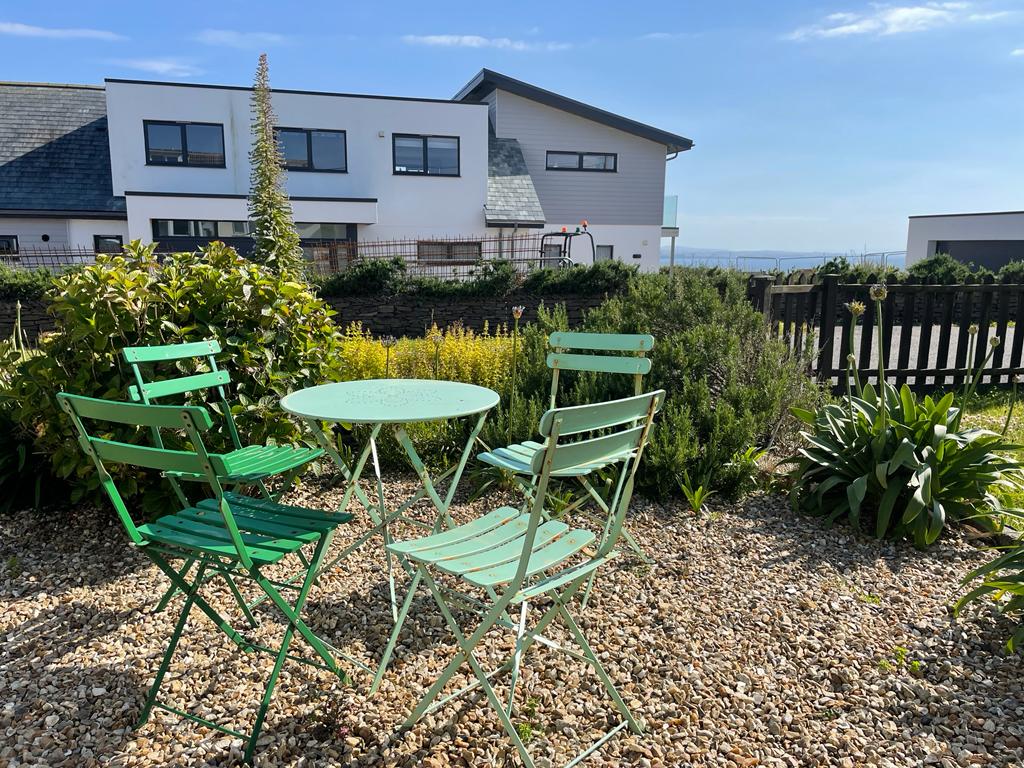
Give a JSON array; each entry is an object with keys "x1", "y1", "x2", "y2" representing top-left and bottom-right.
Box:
[
  {"x1": 317, "y1": 257, "x2": 407, "y2": 296},
  {"x1": 998, "y1": 260, "x2": 1024, "y2": 283},
  {"x1": 522, "y1": 260, "x2": 634, "y2": 295},
  {"x1": 410, "y1": 259, "x2": 520, "y2": 298},
  {"x1": 815, "y1": 256, "x2": 904, "y2": 283},
  {"x1": 957, "y1": 535, "x2": 1024, "y2": 651},
  {"x1": 576, "y1": 269, "x2": 821, "y2": 498},
  {"x1": 788, "y1": 288, "x2": 1023, "y2": 546},
  {"x1": 908, "y1": 253, "x2": 993, "y2": 284},
  {"x1": 0, "y1": 264, "x2": 58, "y2": 301},
  {"x1": 1, "y1": 240, "x2": 344, "y2": 509}
]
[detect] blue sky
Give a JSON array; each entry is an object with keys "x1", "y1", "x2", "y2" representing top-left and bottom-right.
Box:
[{"x1": 3, "y1": 1, "x2": 1023, "y2": 253}]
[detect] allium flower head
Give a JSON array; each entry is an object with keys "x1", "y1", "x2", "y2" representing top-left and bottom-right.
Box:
[
  {"x1": 512, "y1": 305, "x2": 525, "y2": 320},
  {"x1": 968, "y1": 323, "x2": 979, "y2": 336},
  {"x1": 868, "y1": 284, "x2": 888, "y2": 302},
  {"x1": 846, "y1": 301, "x2": 866, "y2": 317},
  {"x1": 847, "y1": 353, "x2": 856, "y2": 364},
  {"x1": 381, "y1": 335, "x2": 397, "y2": 349},
  {"x1": 990, "y1": 336, "x2": 1001, "y2": 348}
]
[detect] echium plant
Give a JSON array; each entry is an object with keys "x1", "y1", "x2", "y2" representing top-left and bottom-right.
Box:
[
  {"x1": 787, "y1": 283, "x2": 1023, "y2": 547},
  {"x1": 248, "y1": 53, "x2": 302, "y2": 271}
]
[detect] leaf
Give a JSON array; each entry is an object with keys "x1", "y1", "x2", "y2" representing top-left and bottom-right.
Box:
[
  {"x1": 876, "y1": 479, "x2": 903, "y2": 538},
  {"x1": 847, "y1": 474, "x2": 869, "y2": 526}
]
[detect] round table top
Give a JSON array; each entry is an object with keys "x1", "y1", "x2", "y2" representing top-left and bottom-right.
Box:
[{"x1": 281, "y1": 379, "x2": 501, "y2": 424}]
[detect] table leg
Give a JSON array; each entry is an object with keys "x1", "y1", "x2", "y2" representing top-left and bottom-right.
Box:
[
  {"x1": 370, "y1": 435, "x2": 400, "y2": 622},
  {"x1": 303, "y1": 418, "x2": 377, "y2": 515}
]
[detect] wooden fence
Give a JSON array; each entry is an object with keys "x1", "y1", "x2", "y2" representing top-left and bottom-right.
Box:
[{"x1": 749, "y1": 272, "x2": 1024, "y2": 391}]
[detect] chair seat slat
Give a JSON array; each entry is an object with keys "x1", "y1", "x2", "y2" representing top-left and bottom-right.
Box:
[
  {"x1": 433, "y1": 521, "x2": 569, "y2": 575},
  {"x1": 122, "y1": 339, "x2": 222, "y2": 363},
  {"x1": 465, "y1": 527, "x2": 596, "y2": 587},
  {"x1": 129, "y1": 370, "x2": 231, "y2": 402}
]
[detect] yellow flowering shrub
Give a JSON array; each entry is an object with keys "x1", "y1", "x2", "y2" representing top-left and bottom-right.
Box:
[{"x1": 336, "y1": 322, "x2": 515, "y2": 391}]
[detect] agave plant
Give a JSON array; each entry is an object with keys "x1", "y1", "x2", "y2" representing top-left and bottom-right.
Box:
[
  {"x1": 956, "y1": 530, "x2": 1024, "y2": 652},
  {"x1": 788, "y1": 285, "x2": 1023, "y2": 547}
]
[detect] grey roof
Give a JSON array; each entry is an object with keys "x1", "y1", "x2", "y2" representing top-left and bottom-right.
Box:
[
  {"x1": 485, "y1": 137, "x2": 546, "y2": 228},
  {"x1": 0, "y1": 83, "x2": 125, "y2": 216},
  {"x1": 454, "y1": 69, "x2": 694, "y2": 155}
]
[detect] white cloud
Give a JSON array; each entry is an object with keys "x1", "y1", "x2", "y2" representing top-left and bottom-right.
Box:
[
  {"x1": 1012, "y1": 47, "x2": 1024, "y2": 55},
  {"x1": 401, "y1": 34, "x2": 570, "y2": 51},
  {"x1": 0, "y1": 20, "x2": 123, "y2": 40},
  {"x1": 641, "y1": 32, "x2": 691, "y2": 40},
  {"x1": 786, "y1": 2, "x2": 1012, "y2": 40},
  {"x1": 194, "y1": 29, "x2": 289, "y2": 49},
  {"x1": 109, "y1": 58, "x2": 203, "y2": 78}
]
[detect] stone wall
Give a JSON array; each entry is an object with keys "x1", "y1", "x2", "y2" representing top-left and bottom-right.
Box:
[
  {"x1": 0, "y1": 294, "x2": 607, "y2": 341},
  {"x1": 0, "y1": 299, "x2": 51, "y2": 341}
]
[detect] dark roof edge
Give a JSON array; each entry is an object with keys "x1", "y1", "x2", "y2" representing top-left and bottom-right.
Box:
[
  {"x1": 454, "y1": 68, "x2": 693, "y2": 154},
  {"x1": 0, "y1": 208, "x2": 127, "y2": 219},
  {"x1": 909, "y1": 210, "x2": 1024, "y2": 219},
  {"x1": 0, "y1": 81, "x2": 104, "y2": 90},
  {"x1": 105, "y1": 78, "x2": 487, "y2": 106},
  {"x1": 484, "y1": 220, "x2": 546, "y2": 229},
  {"x1": 125, "y1": 190, "x2": 378, "y2": 203}
]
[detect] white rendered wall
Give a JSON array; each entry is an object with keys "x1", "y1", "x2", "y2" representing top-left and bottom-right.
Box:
[
  {"x1": 67, "y1": 219, "x2": 130, "y2": 248},
  {"x1": 906, "y1": 213, "x2": 1024, "y2": 265},
  {"x1": 105, "y1": 80, "x2": 489, "y2": 238},
  {"x1": 0, "y1": 218, "x2": 70, "y2": 249}
]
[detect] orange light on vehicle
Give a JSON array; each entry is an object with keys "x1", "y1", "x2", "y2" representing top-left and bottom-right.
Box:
[
  {"x1": 581, "y1": 219, "x2": 588, "y2": 227},
  {"x1": 561, "y1": 226, "x2": 567, "y2": 232}
]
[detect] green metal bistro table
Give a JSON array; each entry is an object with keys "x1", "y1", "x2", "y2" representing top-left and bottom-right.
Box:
[{"x1": 281, "y1": 378, "x2": 499, "y2": 689}]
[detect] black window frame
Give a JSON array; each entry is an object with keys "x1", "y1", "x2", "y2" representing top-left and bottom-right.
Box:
[
  {"x1": 595, "y1": 244, "x2": 615, "y2": 262},
  {"x1": 0, "y1": 235, "x2": 19, "y2": 255},
  {"x1": 93, "y1": 234, "x2": 123, "y2": 253},
  {"x1": 143, "y1": 120, "x2": 226, "y2": 168},
  {"x1": 275, "y1": 126, "x2": 348, "y2": 173},
  {"x1": 545, "y1": 150, "x2": 618, "y2": 173},
  {"x1": 393, "y1": 133, "x2": 461, "y2": 177}
]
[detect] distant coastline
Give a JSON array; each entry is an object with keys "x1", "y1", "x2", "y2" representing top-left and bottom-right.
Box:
[{"x1": 660, "y1": 246, "x2": 906, "y2": 272}]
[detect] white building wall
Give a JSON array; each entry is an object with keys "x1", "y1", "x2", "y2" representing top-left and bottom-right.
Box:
[
  {"x1": 67, "y1": 218, "x2": 130, "y2": 249},
  {"x1": 104, "y1": 80, "x2": 489, "y2": 240},
  {"x1": 906, "y1": 212, "x2": 1024, "y2": 265},
  {"x1": 0, "y1": 218, "x2": 70, "y2": 249},
  {"x1": 490, "y1": 90, "x2": 668, "y2": 271}
]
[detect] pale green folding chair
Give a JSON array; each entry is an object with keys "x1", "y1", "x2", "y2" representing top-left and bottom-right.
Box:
[
  {"x1": 123, "y1": 339, "x2": 322, "y2": 506},
  {"x1": 57, "y1": 392, "x2": 352, "y2": 764},
  {"x1": 479, "y1": 332, "x2": 655, "y2": 568},
  {"x1": 383, "y1": 390, "x2": 664, "y2": 767}
]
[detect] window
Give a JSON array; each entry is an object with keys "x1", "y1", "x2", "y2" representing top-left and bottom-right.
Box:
[
  {"x1": 152, "y1": 219, "x2": 227, "y2": 238},
  {"x1": 595, "y1": 245, "x2": 614, "y2": 262},
  {"x1": 276, "y1": 128, "x2": 347, "y2": 172},
  {"x1": 294, "y1": 222, "x2": 349, "y2": 240},
  {"x1": 545, "y1": 151, "x2": 617, "y2": 172},
  {"x1": 393, "y1": 134, "x2": 460, "y2": 176},
  {"x1": 416, "y1": 240, "x2": 481, "y2": 261},
  {"x1": 93, "y1": 235, "x2": 123, "y2": 253},
  {"x1": 0, "y1": 235, "x2": 18, "y2": 255},
  {"x1": 144, "y1": 121, "x2": 225, "y2": 167}
]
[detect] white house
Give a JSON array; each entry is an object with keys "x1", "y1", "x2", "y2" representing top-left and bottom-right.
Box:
[
  {"x1": 1, "y1": 70, "x2": 693, "y2": 272},
  {"x1": 906, "y1": 210, "x2": 1024, "y2": 269}
]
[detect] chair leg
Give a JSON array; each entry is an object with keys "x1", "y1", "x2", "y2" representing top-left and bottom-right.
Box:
[
  {"x1": 151, "y1": 557, "x2": 195, "y2": 614},
  {"x1": 137, "y1": 563, "x2": 208, "y2": 727},
  {"x1": 370, "y1": 568, "x2": 422, "y2": 695},
  {"x1": 407, "y1": 570, "x2": 535, "y2": 768},
  {"x1": 551, "y1": 590, "x2": 643, "y2": 735},
  {"x1": 245, "y1": 532, "x2": 341, "y2": 764}
]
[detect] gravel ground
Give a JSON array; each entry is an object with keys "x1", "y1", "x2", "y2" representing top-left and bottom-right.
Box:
[{"x1": 1, "y1": 477, "x2": 1023, "y2": 768}]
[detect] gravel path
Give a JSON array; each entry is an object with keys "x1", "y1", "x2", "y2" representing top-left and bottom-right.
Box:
[{"x1": 1, "y1": 478, "x2": 1022, "y2": 767}]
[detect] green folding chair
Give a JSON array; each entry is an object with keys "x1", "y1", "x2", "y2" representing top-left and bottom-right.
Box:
[
  {"x1": 479, "y1": 332, "x2": 655, "y2": 569},
  {"x1": 123, "y1": 339, "x2": 322, "y2": 505},
  {"x1": 383, "y1": 390, "x2": 664, "y2": 767},
  {"x1": 57, "y1": 392, "x2": 353, "y2": 764}
]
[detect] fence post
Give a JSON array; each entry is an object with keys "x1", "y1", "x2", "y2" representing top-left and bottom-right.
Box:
[
  {"x1": 816, "y1": 274, "x2": 839, "y2": 387},
  {"x1": 749, "y1": 274, "x2": 774, "y2": 321}
]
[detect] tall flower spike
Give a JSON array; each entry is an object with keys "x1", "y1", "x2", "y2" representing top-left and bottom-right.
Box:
[
  {"x1": 868, "y1": 284, "x2": 888, "y2": 302},
  {"x1": 512, "y1": 305, "x2": 525, "y2": 320},
  {"x1": 846, "y1": 301, "x2": 866, "y2": 317}
]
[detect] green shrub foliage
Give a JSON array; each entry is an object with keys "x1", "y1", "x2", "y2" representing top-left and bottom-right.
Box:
[
  {"x1": 957, "y1": 535, "x2": 1024, "y2": 652},
  {"x1": 578, "y1": 269, "x2": 819, "y2": 498},
  {"x1": 998, "y1": 260, "x2": 1024, "y2": 283},
  {"x1": 1, "y1": 241, "x2": 343, "y2": 508},
  {"x1": 0, "y1": 264, "x2": 58, "y2": 301},
  {"x1": 908, "y1": 253, "x2": 993, "y2": 283}
]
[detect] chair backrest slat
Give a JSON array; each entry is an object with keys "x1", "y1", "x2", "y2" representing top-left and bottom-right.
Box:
[
  {"x1": 547, "y1": 352, "x2": 651, "y2": 377},
  {"x1": 122, "y1": 339, "x2": 222, "y2": 363},
  {"x1": 57, "y1": 393, "x2": 214, "y2": 430},
  {"x1": 91, "y1": 438, "x2": 222, "y2": 475},
  {"x1": 128, "y1": 370, "x2": 231, "y2": 402},
  {"x1": 531, "y1": 423, "x2": 647, "y2": 474},
  {"x1": 538, "y1": 390, "x2": 666, "y2": 436},
  {"x1": 548, "y1": 331, "x2": 653, "y2": 353}
]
